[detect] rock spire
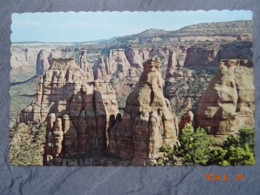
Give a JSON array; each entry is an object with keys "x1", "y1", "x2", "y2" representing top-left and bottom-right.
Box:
[{"x1": 109, "y1": 58, "x2": 178, "y2": 165}]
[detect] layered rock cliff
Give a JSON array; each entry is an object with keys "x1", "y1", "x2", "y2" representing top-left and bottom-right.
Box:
[
  {"x1": 10, "y1": 47, "x2": 40, "y2": 81},
  {"x1": 19, "y1": 58, "x2": 119, "y2": 165},
  {"x1": 184, "y1": 45, "x2": 220, "y2": 67},
  {"x1": 184, "y1": 41, "x2": 252, "y2": 67},
  {"x1": 195, "y1": 59, "x2": 254, "y2": 135},
  {"x1": 109, "y1": 58, "x2": 178, "y2": 165},
  {"x1": 20, "y1": 58, "x2": 91, "y2": 124}
]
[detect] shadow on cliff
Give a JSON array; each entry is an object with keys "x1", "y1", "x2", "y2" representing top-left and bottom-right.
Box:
[{"x1": 45, "y1": 82, "x2": 118, "y2": 159}]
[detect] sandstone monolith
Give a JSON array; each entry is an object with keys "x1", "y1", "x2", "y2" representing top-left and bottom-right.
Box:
[{"x1": 109, "y1": 58, "x2": 178, "y2": 165}]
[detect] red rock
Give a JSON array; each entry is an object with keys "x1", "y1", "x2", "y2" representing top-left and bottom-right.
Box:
[
  {"x1": 19, "y1": 57, "x2": 119, "y2": 165},
  {"x1": 179, "y1": 111, "x2": 194, "y2": 134},
  {"x1": 109, "y1": 58, "x2": 178, "y2": 165},
  {"x1": 195, "y1": 59, "x2": 254, "y2": 135},
  {"x1": 79, "y1": 50, "x2": 94, "y2": 80}
]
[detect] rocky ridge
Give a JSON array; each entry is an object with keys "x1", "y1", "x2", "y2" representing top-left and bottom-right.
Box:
[{"x1": 113, "y1": 21, "x2": 252, "y2": 44}]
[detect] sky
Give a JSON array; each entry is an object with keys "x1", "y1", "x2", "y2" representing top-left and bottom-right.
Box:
[{"x1": 11, "y1": 10, "x2": 252, "y2": 42}]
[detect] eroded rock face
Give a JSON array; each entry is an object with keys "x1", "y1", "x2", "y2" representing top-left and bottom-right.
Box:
[
  {"x1": 79, "y1": 50, "x2": 94, "y2": 80},
  {"x1": 165, "y1": 51, "x2": 185, "y2": 82},
  {"x1": 48, "y1": 49, "x2": 63, "y2": 66},
  {"x1": 109, "y1": 58, "x2": 178, "y2": 165},
  {"x1": 94, "y1": 57, "x2": 110, "y2": 80},
  {"x1": 184, "y1": 45, "x2": 220, "y2": 67},
  {"x1": 20, "y1": 58, "x2": 91, "y2": 123},
  {"x1": 219, "y1": 41, "x2": 253, "y2": 60},
  {"x1": 36, "y1": 50, "x2": 50, "y2": 76},
  {"x1": 94, "y1": 49, "x2": 131, "y2": 80},
  {"x1": 20, "y1": 58, "x2": 119, "y2": 165},
  {"x1": 164, "y1": 50, "x2": 213, "y2": 119},
  {"x1": 125, "y1": 48, "x2": 150, "y2": 68},
  {"x1": 179, "y1": 111, "x2": 194, "y2": 135},
  {"x1": 195, "y1": 59, "x2": 254, "y2": 135},
  {"x1": 10, "y1": 47, "x2": 40, "y2": 81}
]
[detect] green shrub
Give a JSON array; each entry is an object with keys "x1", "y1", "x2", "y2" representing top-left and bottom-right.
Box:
[
  {"x1": 177, "y1": 125, "x2": 212, "y2": 165},
  {"x1": 209, "y1": 128, "x2": 255, "y2": 166}
]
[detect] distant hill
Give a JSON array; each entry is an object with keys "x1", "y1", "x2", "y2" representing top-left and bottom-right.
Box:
[
  {"x1": 13, "y1": 41, "x2": 44, "y2": 44},
  {"x1": 112, "y1": 20, "x2": 253, "y2": 44},
  {"x1": 136, "y1": 29, "x2": 169, "y2": 37},
  {"x1": 12, "y1": 20, "x2": 253, "y2": 47},
  {"x1": 173, "y1": 20, "x2": 253, "y2": 36}
]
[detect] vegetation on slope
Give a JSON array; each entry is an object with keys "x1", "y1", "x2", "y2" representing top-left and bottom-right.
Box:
[
  {"x1": 157, "y1": 126, "x2": 255, "y2": 166},
  {"x1": 9, "y1": 123, "x2": 46, "y2": 165},
  {"x1": 9, "y1": 77, "x2": 38, "y2": 127}
]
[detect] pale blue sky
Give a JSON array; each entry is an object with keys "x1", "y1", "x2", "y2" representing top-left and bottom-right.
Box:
[{"x1": 11, "y1": 10, "x2": 252, "y2": 42}]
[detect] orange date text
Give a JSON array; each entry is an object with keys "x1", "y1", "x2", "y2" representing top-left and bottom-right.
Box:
[{"x1": 204, "y1": 174, "x2": 243, "y2": 181}]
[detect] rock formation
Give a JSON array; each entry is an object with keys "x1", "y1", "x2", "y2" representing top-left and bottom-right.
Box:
[
  {"x1": 93, "y1": 56, "x2": 110, "y2": 80},
  {"x1": 36, "y1": 50, "x2": 50, "y2": 76},
  {"x1": 179, "y1": 111, "x2": 194, "y2": 135},
  {"x1": 44, "y1": 76, "x2": 120, "y2": 165},
  {"x1": 165, "y1": 50, "x2": 185, "y2": 82},
  {"x1": 164, "y1": 48, "x2": 222, "y2": 121},
  {"x1": 109, "y1": 58, "x2": 178, "y2": 165},
  {"x1": 79, "y1": 50, "x2": 94, "y2": 80},
  {"x1": 219, "y1": 41, "x2": 253, "y2": 60},
  {"x1": 195, "y1": 59, "x2": 254, "y2": 135},
  {"x1": 47, "y1": 49, "x2": 76, "y2": 65},
  {"x1": 125, "y1": 48, "x2": 150, "y2": 68},
  {"x1": 10, "y1": 20, "x2": 255, "y2": 166},
  {"x1": 107, "y1": 48, "x2": 131, "y2": 75},
  {"x1": 94, "y1": 49, "x2": 131, "y2": 80},
  {"x1": 93, "y1": 48, "x2": 143, "y2": 109},
  {"x1": 184, "y1": 45, "x2": 220, "y2": 67},
  {"x1": 19, "y1": 57, "x2": 119, "y2": 165},
  {"x1": 10, "y1": 47, "x2": 40, "y2": 81},
  {"x1": 47, "y1": 49, "x2": 63, "y2": 65},
  {"x1": 20, "y1": 58, "x2": 90, "y2": 124}
]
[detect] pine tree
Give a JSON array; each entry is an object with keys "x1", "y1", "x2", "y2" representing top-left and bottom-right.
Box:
[{"x1": 177, "y1": 125, "x2": 211, "y2": 165}]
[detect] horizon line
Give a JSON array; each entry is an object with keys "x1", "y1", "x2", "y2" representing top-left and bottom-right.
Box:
[{"x1": 11, "y1": 19, "x2": 253, "y2": 43}]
